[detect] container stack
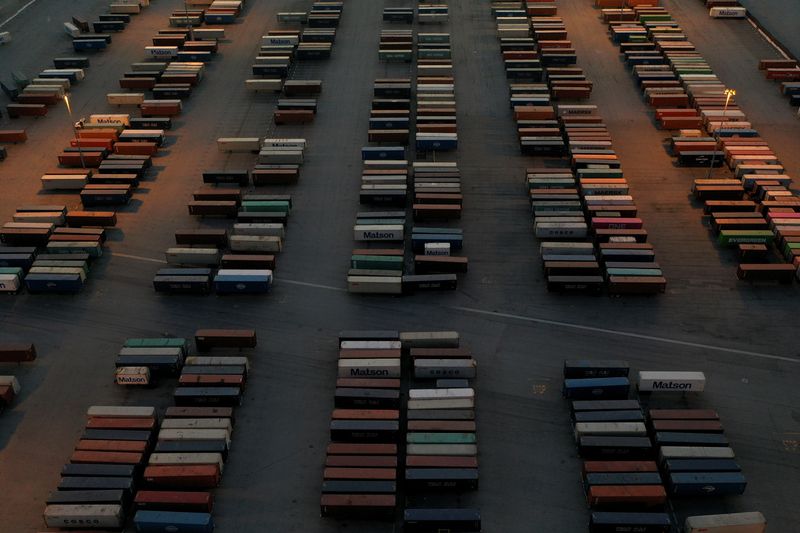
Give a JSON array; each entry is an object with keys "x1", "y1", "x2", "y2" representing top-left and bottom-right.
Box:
[
  {"x1": 255, "y1": 137, "x2": 306, "y2": 184},
  {"x1": 759, "y1": 58, "x2": 800, "y2": 107},
  {"x1": 384, "y1": 7, "x2": 414, "y2": 23},
  {"x1": 320, "y1": 331, "x2": 402, "y2": 519},
  {"x1": 418, "y1": 4, "x2": 449, "y2": 24},
  {"x1": 415, "y1": 37, "x2": 457, "y2": 154},
  {"x1": 0, "y1": 205, "x2": 109, "y2": 294},
  {"x1": 563, "y1": 360, "x2": 672, "y2": 532},
  {"x1": 380, "y1": 29, "x2": 414, "y2": 62},
  {"x1": 402, "y1": 330, "x2": 481, "y2": 532},
  {"x1": 114, "y1": 337, "x2": 189, "y2": 387},
  {"x1": 134, "y1": 406, "x2": 235, "y2": 531},
  {"x1": 649, "y1": 408, "x2": 746, "y2": 497},
  {"x1": 157, "y1": 181, "x2": 284, "y2": 295},
  {"x1": 172, "y1": 329, "x2": 254, "y2": 407},
  {"x1": 307, "y1": 1, "x2": 343, "y2": 28},
  {"x1": 405, "y1": 386, "x2": 477, "y2": 492},
  {"x1": 600, "y1": 3, "x2": 799, "y2": 283},
  {"x1": 42, "y1": 406, "x2": 158, "y2": 530}
]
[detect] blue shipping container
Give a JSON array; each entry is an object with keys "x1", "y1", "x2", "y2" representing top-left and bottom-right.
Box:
[
  {"x1": 562, "y1": 377, "x2": 631, "y2": 400},
  {"x1": 134, "y1": 510, "x2": 214, "y2": 533},
  {"x1": 668, "y1": 472, "x2": 747, "y2": 496},
  {"x1": 25, "y1": 273, "x2": 84, "y2": 293}
]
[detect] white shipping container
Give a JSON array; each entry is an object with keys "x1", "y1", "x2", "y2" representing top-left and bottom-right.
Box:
[
  {"x1": 165, "y1": 248, "x2": 220, "y2": 266},
  {"x1": 414, "y1": 358, "x2": 477, "y2": 379},
  {"x1": 258, "y1": 150, "x2": 303, "y2": 165},
  {"x1": 32, "y1": 77, "x2": 70, "y2": 89},
  {"x1": 709, "y1": 7, "x2": 746, "y2": 18},
  {"x1": 193, "y1": 28, "x2": 225, "y2": 40},
  {"x1": 214, "y1": 137, "x2": 259, "y2": 153},
  {"x1": 407, "y1": 398, "x2": 475, "y2": 410},
  {"x1": 42, "y1": 68, "x2": 84, "y2": 81},
  {"x1": 534, "y1": 222, "x2": 588, "y2": 239},
  {"x1": 409, "y1": 388, "x2": 474, "y2": 400},
  {"x1": 347, "y1": 275, "x2": 403, "y2": 294},
  {"x1": 685, "y1": 511, "x2": 766, "y2": 533},
  {"x1": 399, "y1": 331, "x2": 460, "y2": 348},
  {"x1": 44, "y1": 504, "x2": 124, "y2": 529},
  {"x1": 23, "y1": 85, "x2": 65, "y2": 97},
  {"x1": 424, "y1": 242, "x2": 450, "y2": 256},
  {"x1": 262, "y1": 35, "x2": 299, "y2": 46},
  {"x1": 638, "y1": 371, "x2": 706, "y2": 392},
  {"x1": 0, "y1": 273, "x2": 22, "y2": 292},
  {"x1": 340, "y1": 340, "x2": 402, "y2": 350},
  {"x1": 262, "y1": 138, "x2": 306, "y2": 150},
  {"x1": 110, "y1": 3, "x2": 141, "y2": 14},
  {"x1": 353, "y1": 224, "x2": 404, "y2": 241},
  {"x1": 13, "y1": 210, "x2": 66, "y2": 224},
  {"x1": 63, "y1": 22, "x2": 80, "y2": 38},
  {"x1": 338, "y1": 358, "x2": 402, "y2": 378},
  {"x1": 539, "y1": 242, "x2": 595, "y2": 255},
  {"x1": 148, "y1": 452, "x2": 225, "y2": 470},
  {"x1": 229, "y1": 235, "x2": 282, "y2": 253},
  {"x1": 0, "y1": 375, "x2": 21, "y2": 394},
  {"x1": 157, "y1": 428, "x2": 231, "y2": 445},
  {"x1": 659, "y1": 446, "x2": 735, "y2": 461},
  {"x1": 160, "y1": 419, "x2": 233, "y2": 432},
  {"x1": 146, "y1": 46, "x2": 178, "y2": 58},
  {"x1": 115, "y1": 366, "x2": 150, "y2": 386},
  {"x1": 245, "y1": 79, "x2": 283, "y2": 92},
  {"x1": 574, "y1": 422, "x2": 647, "y2": 440},
  {"x1": 88, "y1": 114, "x2": 130, "y2": 127},
  {"x1": 185, "y1": 356, "x2": 249, "y2": 369},
  {"x1": 3, "y1": 222, "x2": 54, "y2": 230},
  {"x1": 107, "y1": 93, "x2": 145, "y2": 105},
  {"x1": 232, "y1": 223, "x2": 285, "y2": 238},
  {"x1": 28, "y1": 267, "x2": 87, "y2": 281}
]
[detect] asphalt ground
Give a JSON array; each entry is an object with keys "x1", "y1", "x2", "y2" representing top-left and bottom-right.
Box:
[
  {"x1": 0, "y1": 0, "x2": 799, "y2": 532},
  {"x1": 738, "y1": 0, "x2": 800, "y2": 60}
]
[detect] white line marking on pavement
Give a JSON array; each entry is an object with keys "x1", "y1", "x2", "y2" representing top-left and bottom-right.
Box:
[
  {"x1": 0, "y1": 0, "x2": 39, "y2": 29},
  {"x1": 280, "y1": 278, "x2": 347, "y2": 292},
  {"x1": 113, "y1": 251, "x2": 347, "y2": 291},
  {"x1": 110, "y1": 251, "x2": 796, "y2": 363},
  {"x1": 746, "y1": 15, "x2": 791, "y2": 60},
  {"x1": 113, "y1": 252, "x2": 168, "y2": 264},
  {"x1": 450, "y1": 305, "x2": 799, "y2": 364}
]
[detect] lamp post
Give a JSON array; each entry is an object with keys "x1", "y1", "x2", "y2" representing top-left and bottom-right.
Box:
[
  {"x1": 63, "y1": 94, "x2": 86, "y2": 169},
  {"x1": 184, "y1": 0, "x2": 194, "y2": 41},
  {"x1": 706, "y1": 88, "x2": 735, "y2": 179}
]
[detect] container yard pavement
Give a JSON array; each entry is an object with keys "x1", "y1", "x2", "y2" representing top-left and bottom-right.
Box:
[
  {"x1": 0, "y1": 0, "x2": 799, "y2": 531},
  {"x1": 739, "y1": 0, "x2": 800, "y2": 60}
]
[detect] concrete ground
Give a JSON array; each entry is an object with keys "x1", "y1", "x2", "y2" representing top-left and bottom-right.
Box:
[
  {"x1": 0, "y1": 0, "x2": 798, "y2": 532},
  {"x1": 739, "y1": 0, "x2": 800, "y2": 60}
]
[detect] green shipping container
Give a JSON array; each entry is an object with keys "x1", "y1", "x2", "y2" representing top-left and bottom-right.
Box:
[
  {"x1": 576, "y1": 169, "x2": 624, "y2": 179},
  {"x1": 350, "y1": 255, "x2": 404, "y2": 271},
  {"x1": 124, "y1": 338, "x2": 188, "y2": 353},
  {"x1": 0, "y1": 267, "x2": 23, "y2": 276},
  {"x1": 418, "y1": 49, "x2": 451, "y2": 60},
  {"x1": 717, "y1": 230, "x2": 775, "y2": 246},
  {"x1": 379, "y1": 50, "x2": 412, "y2": 62},
  {"x1": 241, "y1": 201, "x2": 290, "y2": 213},
  {"x1": 606, "y1": 268, "x2": 663, "y2": 277},
  {"x1": 406, "y1": 432, "x2": 477, "y2": 445}
]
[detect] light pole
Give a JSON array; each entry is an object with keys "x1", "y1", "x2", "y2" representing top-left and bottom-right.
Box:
[
  {"x1": 706, "y1": 88, "x2": 735, "y2": 179},
  {"x1": 184, "y1": 0, "x2": 194, "y2": 41},
  {"x1": 63, "y1": 94, "x2": 86, "y2": 169}
]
